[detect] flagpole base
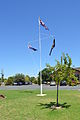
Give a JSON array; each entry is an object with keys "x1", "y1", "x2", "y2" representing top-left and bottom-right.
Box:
[{"x1": 37, "y1": 94, "x2": 46, "y2": 97}]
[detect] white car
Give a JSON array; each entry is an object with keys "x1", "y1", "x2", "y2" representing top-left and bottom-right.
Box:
[{"x1": 50, "y1": 81, "x2": 56, "y2": 86}]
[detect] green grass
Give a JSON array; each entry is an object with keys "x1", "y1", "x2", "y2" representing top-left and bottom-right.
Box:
[{"x1": 0, "y1": 90, "x2": 80, "y2": 120}]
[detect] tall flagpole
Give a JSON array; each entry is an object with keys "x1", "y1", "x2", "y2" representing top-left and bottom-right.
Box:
[
  {"x1": 37, "y1": 16, "x2": 46, "y2": 96},
  {"x1": 39, "y1": 16, "x2": 42, "y2": 95}
]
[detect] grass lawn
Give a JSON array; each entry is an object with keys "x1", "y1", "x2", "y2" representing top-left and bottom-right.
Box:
[{"x1": 0, "y1": 89, "x2": 80, "y2": 120}]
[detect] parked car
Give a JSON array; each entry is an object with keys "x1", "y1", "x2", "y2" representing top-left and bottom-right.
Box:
[
  {"x1": 13, "y1": 82, "x2": 18, "y2": 86},
  {"x1": 47, "y1": 81, "x2": 50, "y2": 85},
  {"x1": 25, "y1": 82, "x2": 29, "y2": 85},
  {"x1": 60, "y1": 80, "x2": 67, "y2": 86},
  {"x1": 28, "y1": 81, "x2": 32, "y2": 85},
  {"x1": 25, "y1": 81, "x2": 32, "y2": 85},
  {"x1": 50, "y1": 81, "x2": 56, "y2": 86},
  {"x1": 42, "y1": 81, "x2": 47, "y2": 84},
  {"x1": 13, "y1": 82, "x2": 24, "y2": 86},
  {"x1": 18, "y1": 82, "x2": 23, "y2": 85}
]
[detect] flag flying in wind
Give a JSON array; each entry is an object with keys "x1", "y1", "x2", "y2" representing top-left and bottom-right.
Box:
[
  {"x1": 39, "y1": 19, "x2": 49, "y2": 30},
  {"x1": 28, "y1": 44, "x2": 37, "y2": 51},
  {"x1": 49, "y1": 38, "x2": 55, "y2": 56}
]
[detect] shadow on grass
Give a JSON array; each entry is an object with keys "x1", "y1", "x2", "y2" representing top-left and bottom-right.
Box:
[{"x1": 38, "y1": 102, "x2": 71, "y2": 110}]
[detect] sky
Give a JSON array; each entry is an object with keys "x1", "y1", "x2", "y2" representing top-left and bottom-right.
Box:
[{"x1": 0, "y1": 0, "x2": 80, "y2": 78}]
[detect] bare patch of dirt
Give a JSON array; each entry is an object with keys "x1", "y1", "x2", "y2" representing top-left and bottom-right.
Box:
[{"x1": 0, "y1": 94, "x2": 6, "y2": 99}]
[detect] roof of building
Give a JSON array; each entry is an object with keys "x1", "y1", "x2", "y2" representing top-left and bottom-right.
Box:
[{"x1": 73, "y1": 67, "x2": 80, "y2": 72}]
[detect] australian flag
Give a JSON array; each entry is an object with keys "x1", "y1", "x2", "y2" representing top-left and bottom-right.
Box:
[
  {"x1": 39, "y1": 19, "x2": 49, "y2": 30},
  {"x1": 49, "y1": 39, "x2": 55, "y2": 56},
  {"x1": 28, "y1": 44, "x2": 37, "y2": 51}
]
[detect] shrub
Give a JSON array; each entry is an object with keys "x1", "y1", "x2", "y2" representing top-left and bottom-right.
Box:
[{"x1": 5, "y1": 77, "x2": 13, "y2": 85}]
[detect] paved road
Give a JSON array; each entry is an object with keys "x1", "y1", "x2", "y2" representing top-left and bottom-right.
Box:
[{"x1": 0, "y1": 84, "x2": 80, "y2": 90}]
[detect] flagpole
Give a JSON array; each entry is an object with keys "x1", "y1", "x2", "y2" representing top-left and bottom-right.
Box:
[
  {"x1": 37, "y1": 17, "x2": 46, "y2": 96},
  {"x1": 39, "y1": 16, "x2": 42, "y2": 95}
]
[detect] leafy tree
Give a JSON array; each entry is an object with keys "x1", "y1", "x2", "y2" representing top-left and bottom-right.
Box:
[
  {"x1": 47, "y1": 53, "x2": 77, "y2": 107},
  {"x1": 14, "y1": 73, "x2": 25, "y2": 83},
  {"x1": 30, "y1": 76, "x2": 37, "y2": 84},
  {"x1": 62, "y1": 53, "x2": 77, "y2": 84},
  {"x1": 25, "y1": 75, "x2": 30, "y2": 82},
  {"x1": 0, "y1": 78, "x2": 1, "y2": 86},
  {"x1": 38, "y1": 67, "x2": 53, "y2": 85},
  {"x1": 5, "y1": 77, "x2": 13, "y2": 85},
  {"x1": 47, "y1": 61, "x2": 64, "y2": 107}
]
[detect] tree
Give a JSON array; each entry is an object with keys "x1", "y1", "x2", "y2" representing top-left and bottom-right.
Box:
[
  {"x1": 14, "y1": 73, "x2": 25, "y2": 83},
  {"x1": 62, "y1": 53, "x2": 77, "y2": 85},
  {"x1": 25, "y1": 75, "x2": 30, "y2": 82},
  {"x1": 5, "y1": 77, "x2": 13, "y2": 85},
  {"x1": 0, "y1": 78, "x2": 1, "y2": 86},
  {"x1": 30, "y1": 76, "x2": 37, "y2": 84},
  {"x1": 38, "y1": 67, "x2": 53, "y2": 85},
  {"x1": 47, "y1": 53, "x2": 77, "y2": 107},
  {"x1": 47, "y1": 61, "x2": 64, "y2": 107}
]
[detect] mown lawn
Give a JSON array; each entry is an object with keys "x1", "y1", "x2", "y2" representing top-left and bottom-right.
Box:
[{"x1": 0, "y1": 90, "x2": 80, "y2": 120}]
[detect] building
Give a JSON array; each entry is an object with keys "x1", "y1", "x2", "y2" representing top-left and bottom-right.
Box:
[{"x1": 73, "y1": 67, "x2": 80, "y2": 81}]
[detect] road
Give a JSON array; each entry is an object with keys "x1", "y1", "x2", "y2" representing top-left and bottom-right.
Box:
[{"x1": 0, "y1": 84, "x2": 80, "y2": 90}]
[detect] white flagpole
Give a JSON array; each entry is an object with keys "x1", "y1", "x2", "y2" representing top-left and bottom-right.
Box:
[
  {"x1": 37, "y1": 17, "x2": 46, "y2": 96},
  {"x1": 39, "y1": 16, "x2": 42, "y2": 95}
]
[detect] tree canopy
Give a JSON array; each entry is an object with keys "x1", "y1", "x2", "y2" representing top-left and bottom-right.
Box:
[
  {"x1": 46, "y1": 53, "x2": 78, "y2": 84},
  {"x1": 46, "y1": 53, "x2": 78, "y2": 106}
]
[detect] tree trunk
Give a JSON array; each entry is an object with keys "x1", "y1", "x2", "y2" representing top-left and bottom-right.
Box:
[{"x1": 57, "y1": 80, "x2": 59, "y2": 107}]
